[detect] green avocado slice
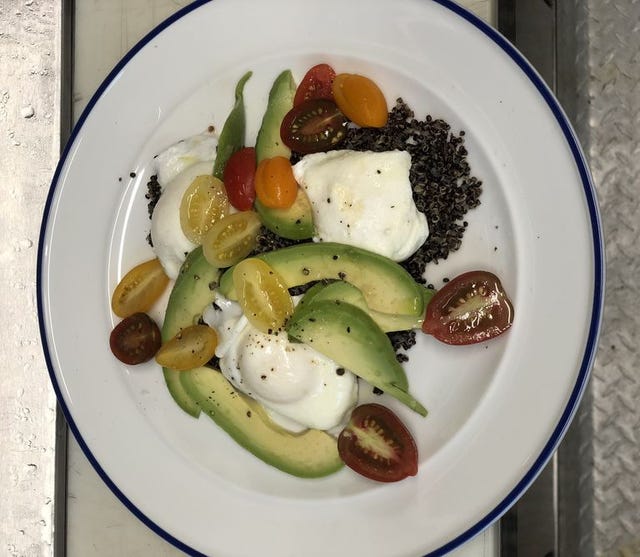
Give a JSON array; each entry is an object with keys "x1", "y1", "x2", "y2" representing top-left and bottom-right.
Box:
[
  {"x1": 180, "y1": 367, "x2": 343, "y2": 478},
  {"x1": 299, "y1": 280, "x2": 426, "y2": 332},
  {"x1": 218, "y1": 242, "x2": 424, "y2": 317},
  {"x1": 161, "y1": 246, "x2": 219, "y2": 417},
  {"x1": 286, "y1": 299, "x2": 427, "y2": 417}
]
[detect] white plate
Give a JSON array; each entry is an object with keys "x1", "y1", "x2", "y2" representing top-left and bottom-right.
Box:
[{"x1": 38, "y1": 0, "x2": 604, "y2": 555}]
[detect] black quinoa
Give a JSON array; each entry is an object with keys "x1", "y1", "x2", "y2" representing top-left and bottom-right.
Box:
[
  {"x1": 145, "y1": 174, "x2": 162, "y2": 247},
  {"x1": 340, "y1": 99, "x2": 482, "y2": 361}
]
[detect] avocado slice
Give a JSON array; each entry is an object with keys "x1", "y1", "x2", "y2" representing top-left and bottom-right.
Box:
[
  {"x1": 254, "y1": 70, "x2": 315, "y2": 241},
  {"x1": 254, "y1": 190, "x2": 314, "y2": 240},
  {"x1": 300, "y1": 280, "x2": 426, "y2": 332},
  {"x1": 286, "y1": 299, "x2": 427, "y2": 417},
  {"x1": 161, "y1": 246, "x2": 220, "y2": 417},
  {"x1": 219, "y1": 242, "x2": 425, "y2": 317},
  {"x1": 255, "y1": 69, "x2": 296, "y2": 162},
  {"x1": 180, "y1": 366, "x2": 343, "y2": 478}
]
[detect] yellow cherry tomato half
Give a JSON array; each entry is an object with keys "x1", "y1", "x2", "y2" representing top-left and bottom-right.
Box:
[
  {"x1": 155, "y1": 324, "x2": 218, "y2": 371},
  {"x1": 179, "y1": 174, "x2": 230, "y2": 244},
  {"x1": 233, "y1": 258, "x2": 294, "y2": 334},
  {"x1": 202, "y1": 211, "x2": 262, "y2": 268},
  {"x1": 332, "y1": 73, "x2": 388, "y2": 128},
  {"x1": 254, "y1": 156, "x2": 298, "y2": 209},
  {"x1": 111, "y1": 258, "x2": 169, "y2": 318}
]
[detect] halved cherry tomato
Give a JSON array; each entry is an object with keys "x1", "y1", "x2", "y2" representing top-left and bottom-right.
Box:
[
  {"x1": 332, "y1": 73, "x2": 388, "y2": 128},
  {"x1": 179, "y1": 174, "x2": 229, "y2": 244},
  {"x1": 223, "y1": 147, "x2": 256, "y2": 211},
  {"x1": 111, "y1": 258, "x2": 169, "y2": 318},
  {"x1": 254, "y1": 156, "x2": 298, "y2": 209},
  {"x1": 294, "y1": 63, "x2": 336, "y2": 106},
  {"x1": 110, "y1": 312, "x2": 162, "y2": 365},
  {"x1": 422, "y1": 270, "x2": 514, "y2": 345},
  {"x1": 280, "y1": 99, "x2": 348, "y2": 154},
  {"x1": 338, "y1": 403, "x2": 418, "y2": 483},
  {"x1": 232, "y1": 258, "x2": 294, "y2": 334},
  {"x1": 202, "y1": 211, "x2": 261, "y2": 268},
  {"x1": 155, "y1": 324, "x2": 218, "y2": 371}
]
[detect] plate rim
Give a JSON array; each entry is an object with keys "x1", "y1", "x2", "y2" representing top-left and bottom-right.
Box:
[{"x1": 37, "y1": 0, "x2": 605, "y2": 555}]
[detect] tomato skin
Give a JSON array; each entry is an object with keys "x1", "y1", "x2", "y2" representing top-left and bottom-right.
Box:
[
  {"x1": 223, "y1": 147, "x2": 256, "y2": 211},
  {"x1": 280, "y1": 99, "x2": 348, "y2": 154},
  {"x1": 254, "y1": 156, "x2": 298, "y2": 209},
  {"x1": 294, "y1": 63, "x2": 336, "y2": 106},
  {"x1": 422, "y1": 270, "x2": 514, "y2": 345},
  {"x1": 111, "y1": 258, "x2": 169, "y2": 318},
  {"x1": 202, "y1": 211, "x2": 262, "y2": 268},
  {"x1": 233, "y1": 258, "x2": 294, "y2": 334},
  {"x1": 332, "y1": 73, "x2": 388, "y2": 128},
  {"x1": 155, "y1": 324, "x2": 218, "y2": 371},
  {"x1": 338, "y1": 404, "x2": 418, "y2": 483},
  {"x1": 110, "y1": 313, "x2": 162, "y2": 365},
  {"x1": 179, "y1": 174, "x2": 229, "y2": 244}
]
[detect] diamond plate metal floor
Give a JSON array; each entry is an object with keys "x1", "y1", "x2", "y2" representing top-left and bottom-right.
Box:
[{"x1": 575, "y1": 0, "x2": 640, "y2": 554}]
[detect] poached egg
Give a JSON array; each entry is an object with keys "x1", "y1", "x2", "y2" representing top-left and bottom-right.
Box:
[
  {"x1": 203, "y1": 294, "x2": 358, "y2": 432},
  {"x1": 292, "y1": 149, "x2": 429, "y2": 261}
]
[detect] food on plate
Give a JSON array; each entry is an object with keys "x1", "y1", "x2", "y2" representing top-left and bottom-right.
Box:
[
  {"x1": 109, "y1": 64, "x2": 514, "y2": 482},
  {"x1": 338, "y1": 403, "x2": 418, "y2": 482},
  {"x1": 155, "y1": 324, "x2": 218, "y2": 371},
  {"x1": 422, "y1": 270, "x2": 514, "y2": 345},
  {"x1": 292, "y1": 149, "x2": 429, "y2": 261},
  {"x1": 110, "y1": 258, "x2": 169, "y2": 318},
  {"x1": 332, "y1": 73, "x2": 388, "y2": 128},
  {"x1": 110, "y1": 312, "x2": 161, "y2": 365}
]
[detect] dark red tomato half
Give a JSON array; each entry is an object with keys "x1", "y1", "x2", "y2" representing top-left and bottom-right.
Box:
[
  {"x1": 280, "y1": 99, "x2": 348, "y2": 154},
  {"x1": 338, "y1": 403, "x2": 418, "y2": 483},
  {"x1": 223, "y1": 147, "x2": 256, "y2": 211},
  {"x1": 110, "y1": 312, "x2": 161, "y2": 365},
  {"x1": 422, "y1": 270, "x2": 514, "y2": 345},
  {"x1": 293, "y1": 63, "x2": 336, "y2": 106}
]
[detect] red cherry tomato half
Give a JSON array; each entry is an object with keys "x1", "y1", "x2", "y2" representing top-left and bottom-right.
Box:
[
  {"x1": 280, "y1": 99, "x2": 348, "y2": 154},
  {"x1": 222, "y1": 147, "x2": 256, "y2": 211},
  {"x1": 422, "y1": 270, "x2": 514, "y2": 345},
  {"x1": 109, "y1": 312, "x2": 162, "y2": 365},
  {"x1": 294, "y1": 63, "x2": 336, "y2": 106},
  {"x1": 338, "y1": 403, "x2": 418, "y2": 483}
]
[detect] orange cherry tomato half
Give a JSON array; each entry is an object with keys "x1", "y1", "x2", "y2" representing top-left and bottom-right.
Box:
[
  {"x1": 332, "y1": 73, "x2": 388, "y2": 128},
  {"x1": 294, "y1": 63, "x2": 336, "y2": 106},
  {"x1": 111, "y1": 258, "x2": 170, "y2": 318},
  {"x1": 254, "y1": 156, "x2": 299, "y2": 209},
  {"x1": 337, "y1": 403, "x2": 418, "y2": 482}
]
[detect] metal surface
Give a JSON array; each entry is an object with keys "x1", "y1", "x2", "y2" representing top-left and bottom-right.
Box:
[
  {"x1": 0, "y1": 1, "x2": 61, "y2": 555},
  {"x1": 499, "y1": 0, "x2": 640, "y2": 555},
  {"x1": 578, "y1": 0, "x2": 640, "y2": 553}
]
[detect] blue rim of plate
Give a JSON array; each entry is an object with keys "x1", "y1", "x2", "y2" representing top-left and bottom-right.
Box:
[{"x1": 37, "y1": 0, "x2": 605, "y2": 555}]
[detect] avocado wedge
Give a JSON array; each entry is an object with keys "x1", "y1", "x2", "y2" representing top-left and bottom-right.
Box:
[
  {"x1": 299, "y1": 280, "x2": 427, "y2": 332},
  {"x1": 161, "y1": 246, "x2": 219, "y2": 417},
  {"x1": 286, "y1": 299, "x2": 427, "y2": 417},
  {"x1": 180, "y1": 367, "x2": 343, "y2": 478},
  {"x1": 218, "y1": 242, "x2": 425, "y2": 317}
]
